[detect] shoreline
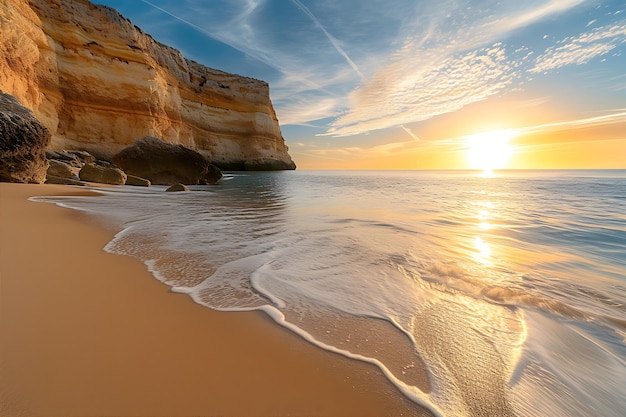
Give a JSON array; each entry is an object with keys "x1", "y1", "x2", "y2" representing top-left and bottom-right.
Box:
[{"x1": 0, "y1": 183, "x2": 430, "y2": 416}]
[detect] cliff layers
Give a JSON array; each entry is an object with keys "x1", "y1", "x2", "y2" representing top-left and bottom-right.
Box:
[{"x1": 0, "y1": 0, "x2": 296, "y2": 170}]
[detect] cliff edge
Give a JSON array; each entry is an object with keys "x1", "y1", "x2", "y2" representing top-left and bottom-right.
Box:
[{"x1": 0, "y1": 0, "x2": 296, "y2": 170}]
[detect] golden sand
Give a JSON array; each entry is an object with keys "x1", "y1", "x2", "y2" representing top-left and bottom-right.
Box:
[{"x1": 0, "y1": 183, "x2": 430, "y2": 417}]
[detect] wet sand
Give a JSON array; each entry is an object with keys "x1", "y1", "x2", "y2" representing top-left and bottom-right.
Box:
[{"x1": 0, "y1": 183, "x2": 431, "y2": 417}]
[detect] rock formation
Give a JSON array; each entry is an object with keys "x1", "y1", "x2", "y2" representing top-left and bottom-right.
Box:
[
  {"x1": 0, "y1": 0, "x2": 296, "y2": 170},
  {"x1": 0, "y1": 92, "x2": 50, "y2": 183},
  {"x1": 112, "y1": 136, "x2": 209, "y2": 185}
]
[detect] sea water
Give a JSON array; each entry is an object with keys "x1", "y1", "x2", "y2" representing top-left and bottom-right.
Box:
[{"x1": 36, "y1": 170, "x2": 626, "y2": 416}]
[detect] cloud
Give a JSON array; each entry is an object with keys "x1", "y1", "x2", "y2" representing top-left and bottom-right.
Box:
[
  {"x1": 530, "y1": 20, "x2": 626, "y2": 73},
  {"x1": 136, "y1": 0, "x2": 378, "y2": 125},
  {"x1": 288, "y1": 0, "x2": 365, "y2": 81},
  {"x1": 326, "y1": 45, "x2": 517, "y2": 136},
  {"x1": 400, "y1": 125, "x2": 421, "y2": 141},
  {"x1": 514, "y1": 109, "x2": 626, "y2": 135},
  {"x1": 323, "y1": 0, "x2": 587, "y2": 136},
  {"x1": 133, "y1": 0, "x2": 620, "y2": 139}
]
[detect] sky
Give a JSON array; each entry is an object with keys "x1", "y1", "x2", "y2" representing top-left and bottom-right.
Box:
[{"x1": 95, "y1": 0, "x2": 626, "y2": 170}]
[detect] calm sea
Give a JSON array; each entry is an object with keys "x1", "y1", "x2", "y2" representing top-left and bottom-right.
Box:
[{"x1": 37, "y1": 170, "x2": 626, "y2": 416}]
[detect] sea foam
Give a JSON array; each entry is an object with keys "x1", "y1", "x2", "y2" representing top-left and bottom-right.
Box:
[{"x1": 34, "y1": 170, "x2": 626, "y2": 417}]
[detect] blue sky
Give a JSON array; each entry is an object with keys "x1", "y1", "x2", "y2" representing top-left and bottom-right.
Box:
[{"x1": 95, "y1": 0, "x2": 626, "y2": 169}]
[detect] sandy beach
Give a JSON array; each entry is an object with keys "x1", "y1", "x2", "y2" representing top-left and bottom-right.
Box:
[{"x1": 0, "y1": 183, "x2": 429, "y2": 417}]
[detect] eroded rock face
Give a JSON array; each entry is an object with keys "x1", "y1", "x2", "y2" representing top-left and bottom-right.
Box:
[
  {"x1": 112, "y1": 136, "x2": 208, "y2": 185},
  {"x1": 0, "y1": 92, "x2": 50, "y2": 183},
  {"x1": 0, "y1": 0, "x2": 296, "y2": 170}
]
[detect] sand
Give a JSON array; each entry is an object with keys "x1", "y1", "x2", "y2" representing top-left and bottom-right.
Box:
[{"x1": 0, "y1": 183, "x2": 430, "y2": 417}]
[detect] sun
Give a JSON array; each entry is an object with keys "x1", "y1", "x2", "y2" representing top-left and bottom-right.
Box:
[{"x1": 466, "y1": 129, "x2": 515, "y2": 175}]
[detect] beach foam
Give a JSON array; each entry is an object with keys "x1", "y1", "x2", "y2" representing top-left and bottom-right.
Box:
[{"x1": 33, "y1": 170, "x2": 626, "y2": 416}]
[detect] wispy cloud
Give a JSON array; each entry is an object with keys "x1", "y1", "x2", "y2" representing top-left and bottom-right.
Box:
[
  {"x1": 133, "y1": 0, "x2": 623, "y2": 140},
  {"x1": 400, "y1": 125, "x2": 421, "y2": 141},
  {"x1": 296, "y1": 108, "x2": 626, "y2": 164},
  {"x1": 288, "y1": 0, "x2": 365, "y2": 81},
  {"x1": 324, "y1": 0, "x2": 588, "y2": 136},
  {"x1": 514, "y1": 109, "x2": 626, "y2": 135},
  {"x1": 327, "y1": 44, "x2": 517, "y2": 136},
  {"x1": 530, "y1": 20, "x2": 626, "y2": 73}
]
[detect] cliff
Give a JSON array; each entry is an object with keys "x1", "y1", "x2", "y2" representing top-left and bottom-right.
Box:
[{"x1": 0, "y1": 0, "x2": 295, "y2": 170}]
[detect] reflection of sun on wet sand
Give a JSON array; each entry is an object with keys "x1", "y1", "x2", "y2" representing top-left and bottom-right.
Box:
[
  {"x1": 0, "y1": 183, "x2": 430, "y2": 417},
  {"x1": 413, "y1": 292, "x2": 526, "y2": 417}
]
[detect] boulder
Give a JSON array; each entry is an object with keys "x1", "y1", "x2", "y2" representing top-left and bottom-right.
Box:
[
  {"x1": 79, "y1": 163, "x2": 127, "y2": 185},
  {"x1": 47, "y1": 159, "x2": 76, "y2": 179},
  {"x1": 112, "y1": 136, "x2": 208, "y2": 185},
  {"x1": 203, "y1": 164, "x2": 223, "y2": 185},
  {"x1": 166, "y1": 183, "x2": 189, "y2": 192},
  {"x1": 0, "y1": 92, "x2": 51, "y2": 183},
  {"x1": 126, "y1": 174, "x2": 151, "y2": 187}
]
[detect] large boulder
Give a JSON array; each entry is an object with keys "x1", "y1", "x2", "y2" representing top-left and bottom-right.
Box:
[
  {"x1": 112, "y1": 136, "x2": 208, "y2": 185},
  {"x1": 0, "y1": 92, "x2": 51, "y2": 183},
  {"x1": 79, "y1": 163, "x2": 127, "y2": 185}
]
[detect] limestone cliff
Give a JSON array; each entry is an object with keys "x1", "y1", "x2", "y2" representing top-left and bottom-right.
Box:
[{"x1": 0, "y1": 0, "x2": 296, "y2": 169}]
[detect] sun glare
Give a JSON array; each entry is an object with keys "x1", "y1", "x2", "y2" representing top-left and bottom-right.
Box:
[{"x1": 466, "y1": 130, "x2": 515, "y2": 175}]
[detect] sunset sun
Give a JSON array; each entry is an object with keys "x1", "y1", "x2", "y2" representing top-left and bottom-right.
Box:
[{"x1": 466, "y1": 129, "x2": 515, "y2": 174}]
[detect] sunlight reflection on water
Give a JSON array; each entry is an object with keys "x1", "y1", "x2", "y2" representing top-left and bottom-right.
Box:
[{"x1": 35, "y1": 170, "x2": 626, "y2": 417}]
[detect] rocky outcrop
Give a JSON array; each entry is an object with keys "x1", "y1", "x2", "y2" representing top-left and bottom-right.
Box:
[
  {"x1": 0, "y1": 92, "x2": 50, "y2": 183},
  {"x1": 0, "y1": 0, "x2": 296, "y2": 170},
  {"x1": 79, "y1": 163, "x2": 127, "y2": 185},
  {"x1": 112, "y1": 136, "x2": 209, "y2": 185}
]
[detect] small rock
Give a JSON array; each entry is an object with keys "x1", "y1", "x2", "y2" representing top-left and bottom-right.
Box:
[
  {"x1": 46, "y1": 150, "x2": 82, "y2": 167},
  {"x1": 79, "y1": 163, "x2": 127, "y2": 185},
  {"x1": 45, "y1": 175, "x2": 86, "y2": 186},
  {"x1": 202, "y1": 164, "x2": 223, "y2": 185},
  {"x1": 47, "y1": 159, "x2": 76, "y2": 179},
  {"x1": 64, "y1": 150, "x2": 96, "y2": 165},
  {"x1": 165, "y1": 183, "x2": 189, "y2": 192},
  {"x1": 126, "y1": 174, "x2": 151, "y2": 187},
  {"x1": 46, "y1": 150, "x2": 63, "y2": 160}
]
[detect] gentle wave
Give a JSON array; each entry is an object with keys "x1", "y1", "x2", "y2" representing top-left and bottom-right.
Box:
[{"x1": 34, "y1": 170, "x2": 626, "y2": 417}]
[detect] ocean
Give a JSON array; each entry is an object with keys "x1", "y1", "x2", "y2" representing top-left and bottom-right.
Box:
[{"x1": 36, "y1": 170, "x2": 626, "y2": 417}]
